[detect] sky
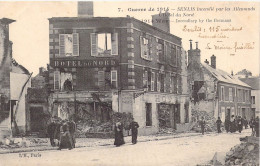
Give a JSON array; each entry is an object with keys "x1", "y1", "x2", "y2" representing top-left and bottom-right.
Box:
[{"x1": 0, "y1": 1, "x2": 259, "y2": 76}]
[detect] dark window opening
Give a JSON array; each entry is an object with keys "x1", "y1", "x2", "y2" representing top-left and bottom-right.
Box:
[{"x1": 146, "y1": 103, "x2": 152, "y2": 126}]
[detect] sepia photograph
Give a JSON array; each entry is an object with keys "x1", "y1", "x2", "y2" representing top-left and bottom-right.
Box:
[{"x1": 0, "y1": 1, "x2": 259, "y2": 165}]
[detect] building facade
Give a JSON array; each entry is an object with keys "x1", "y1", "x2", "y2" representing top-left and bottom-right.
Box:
[
  {"x1": 240, "y1": 77, "x2": 260, "y2": 118},
  {"x1": 48, "y1": 12, "x2": 190, "y2": 135},
  {"x1": 187, "y1": 41, "x2": 252, "y2": 122},
  {"x1": 0, "y1": 18, "x2": 31, "y2": 137}
]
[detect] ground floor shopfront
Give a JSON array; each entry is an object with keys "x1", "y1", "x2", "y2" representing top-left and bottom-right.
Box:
[
  {"x1": 48, "y1": 90, "x2": 190, "y2": 136},
  {"x1": 120, "y1": 91, "x2": 190, "y2": 135}
]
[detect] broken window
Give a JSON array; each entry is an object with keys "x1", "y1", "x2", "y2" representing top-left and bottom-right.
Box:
[
  {"x1": 143, "y1": 70, "x2": 148, "y2": 90},
  {"x1": 111, "y1": 70, "x2": 117, "y2": 88},
  {"x1": 54, "y1": 71, "x2": 60, "y2": 90},
  {"x1": 59, "y1": 33, "x2": 79, "y2": 57},
  {"x1": 151, "y1": 72, "x2": 155, "y2": 91},
  {"x1": 157, "y1": 39, "x2": 165, "y2": 62},
  {"x1": 157, "y1": 73, "x2": 161, "y2": 92},
  {"x1": 91, "y1": 33, "x2": 118, "y2": 56},
  {"x1": 171, "y1": 45, "x2": 177, "y2": 66},
  {"x1": 140, "y1": 35, "x2": 151, "y2": 60}
]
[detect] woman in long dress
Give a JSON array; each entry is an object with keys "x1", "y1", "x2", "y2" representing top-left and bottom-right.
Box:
[
  {"x1": 114, "y1": 122, "x2": 125, "y2": 147},
  {"x1": 58, "y1": 122, "x2": 73, "y2": 150}
]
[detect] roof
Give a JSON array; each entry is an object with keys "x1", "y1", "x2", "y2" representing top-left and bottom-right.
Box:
[
  {"x1": 48, "y1": 16, "x2": 182, "y2": 41},
  {"x1": 201, "y1": 62, "x2": 251, "y2": 88},
  {"x1": 0, "y1": 18, "x2": 15, "y2": 24},
  {"x1": 239, "y1": 77, "x2": 260, "y2": 90},
  {"x1": 11, "y1": 58, "x2": 30, "y2": 75}
]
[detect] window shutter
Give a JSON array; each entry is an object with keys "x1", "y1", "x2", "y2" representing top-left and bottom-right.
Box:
[
  {"x1": 111, "y1": 33, "x2": 118, "y2": 55},
  {"x1": 140, "y1": 36, "x2": 144, "y2": 58},
  {"x1": 98, "y1": 71, "x2": 105, "y2": 88},
  {"x1": 91, "y1": 33, "x2": 97, "y2": 56},
  {"x1": 59, "y1": 34, "x2": 65, "y2": 56},
  {"x1": 72, "y1": 33, "x2": 79, "y2": 56},
  {"x1": 54, "y1": 71, "x2": 60, "y2": 90}
]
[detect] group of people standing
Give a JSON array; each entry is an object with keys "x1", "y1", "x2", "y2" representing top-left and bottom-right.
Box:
[
  {"x1": 47, "y1": 117, "x2": 76, "y2": 150},
  {"x1": 114, "y1": 119, "x2": 139, "y2": 147},
  {"x1": 199, "y1": 115, "x2": 259, "y2": 137}
]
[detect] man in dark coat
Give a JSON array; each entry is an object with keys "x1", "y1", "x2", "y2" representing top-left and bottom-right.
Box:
[
  {"x1": 216, "y1": 117, "x2": 222, "y2": 133},
  {"x1": 129, "y1": 119, "x2": 139, "y2": 144},
  {"x1": 224, "y1": 117, "x2": 230, "y2": 133},
  {"x1": 237, "y1": 116, "x2": 243, "y2": 133},
  {"x1": 47, "y1": 118, "x2": 57, "y2": 146},
  {"x1": 114, "y1": 122, "x2": 125, "y2": 147},
  {"x1": 243, "y1": 117, "x2": 248, "y2": 129},
  {"x1": 68, "y1": 118, "x2": 76, "y2": 148},
  {"x1": 200, "y1": 117, "x2": 206, "y2": 135}
]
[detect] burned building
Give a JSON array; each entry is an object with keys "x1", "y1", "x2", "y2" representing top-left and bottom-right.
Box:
[
  {"x1": 188, "y1": 40, "x2": 252, "y2": 121},
  {"x1": 47, "y1": 3, "x2": 190, "y2": 135},
  {"x1": 0, "y1": 18, "x2": 31, "y2": 137}
]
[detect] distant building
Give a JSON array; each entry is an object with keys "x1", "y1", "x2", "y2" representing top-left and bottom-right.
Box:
[
  {"x1": 47, "y1": 3, "x2": 190, "y2": 135},
  {"x1": 0, "y1": 18, "x2": 31, "y2": 137},
  {"x1": 187, "y1": 40, "x2": 252, "y2": 121},
  {"x1": 240, "y1": 77, "x2": 260, "y2": 118},
  {"x1": 31, "y1": 67, "x2": 48, "y2": 88}
]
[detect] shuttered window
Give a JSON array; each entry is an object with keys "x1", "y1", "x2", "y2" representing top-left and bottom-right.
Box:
[
  {"x1": 143, "y1": 71, "x2": 148, "y2": 90},
  {"x1": 91, "y1": 33, "x2": 98, "y2": 56},
  {"x1": 73, "y1": 33, "x2": 79, "y2": 56},
  {"x1": 54, "y1": 71, "x2": 60, "y2": 90},
  {"x1": 59, "y1": 33, "x2": 79, "y2": 57},
  {"x1": 59, "y1": 34, "x2": 65, "y2": 56}
]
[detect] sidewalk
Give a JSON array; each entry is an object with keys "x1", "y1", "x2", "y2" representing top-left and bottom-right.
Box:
[{"x1": 0, "y1": 131, "x2": 204, "y2": 154}]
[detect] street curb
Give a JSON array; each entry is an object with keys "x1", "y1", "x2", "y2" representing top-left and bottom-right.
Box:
[{"x1": 0, "y1": 132, "x2": 208, "y2": 154}]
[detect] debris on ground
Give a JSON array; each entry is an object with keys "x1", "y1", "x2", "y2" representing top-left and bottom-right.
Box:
[
  {"x1": 225, "y1": 136, "x2": 259, "y2": 166},
  {"x1": 191, "y1": 110, "x2": 217, "y2": 132},
  {"x1": 0, "y1": 137, "x2": 48, "y2": 149}
]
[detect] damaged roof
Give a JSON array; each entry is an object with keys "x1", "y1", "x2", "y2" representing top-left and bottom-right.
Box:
[{"x1": 201, "y1": 62, "x2": 251, "y2": 88}]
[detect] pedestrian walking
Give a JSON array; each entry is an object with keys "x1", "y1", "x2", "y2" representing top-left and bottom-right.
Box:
[
  {"x1": 58, "y1": 121, "x2": 73, "y2": 150},
  {"x1": 200, "y1": 117, "x2": 206, "y2": 135},
  {"x1": 216, "y1": 117, "x2": 222, "y2": 133},
  {"x1": 243, "y1": 117, "x2": 248, "y2": 129},
  {"x1": 114, "y1": 122, "x2": 125, "y2": 147},
  {"x1": 254, "y1": 116, "x2": 259, "y2": 137},
  {"x1": 129, "y1": 118, "x2": 139, "y2": 144},
  {"x1": 237, "y1": 116, "x2": 243, "y2": 133},
  {"x1": 47, "y1": 117, "x2": 57, "y2": 146},
  {"x1": 249, "y1": 117, "x2": 255, "y2": 136},
  {"x1": 68, "y1": 118, "x2": 76, "y2": 148},
  {"x1": 224, "y1": 117, "x2": 230, "y2": 133},
  {"x1": 230, "y1": 115, "x2": 236, "y2": 133}
]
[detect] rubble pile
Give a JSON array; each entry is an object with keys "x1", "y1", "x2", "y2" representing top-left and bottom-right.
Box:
[
  {"x1": 0, "y1": 137, "x2": 48, "y2": 149},
  {"x1": 225, "y1": 137, "x2": 259, "y2": 166},
  {"x1": 75, "y1": 112, "x2": 133, "y2": 138},
  {"x1": 191, "y1": 110, "x2": 217, "y2": 132},
  {"x1": 158, "y1": 128, "x2": 176, "y2": 135}
]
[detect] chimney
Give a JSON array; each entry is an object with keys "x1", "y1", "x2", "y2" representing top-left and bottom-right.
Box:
[
  {"x1": 231, "y1": 70, "x2": 234, "y2": 76},
  {"x1": 78, "y1": 1, "x2": 93, "y2": 17},
  {"x1": 195, "y1": 41, "x2": 198, "y2": 49},
  {"x1": 211, "y1": 55, "x2": 216, "y2": 69},
  {"x1": 204, "y1": 59, "x2": 209, "y2": 64},
  {"x1": 152, "y1": 12, "x2": 170, "y2": 33},
  {"x1": 189, "y1": 39, "x2": 192, "y2": 50}
]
